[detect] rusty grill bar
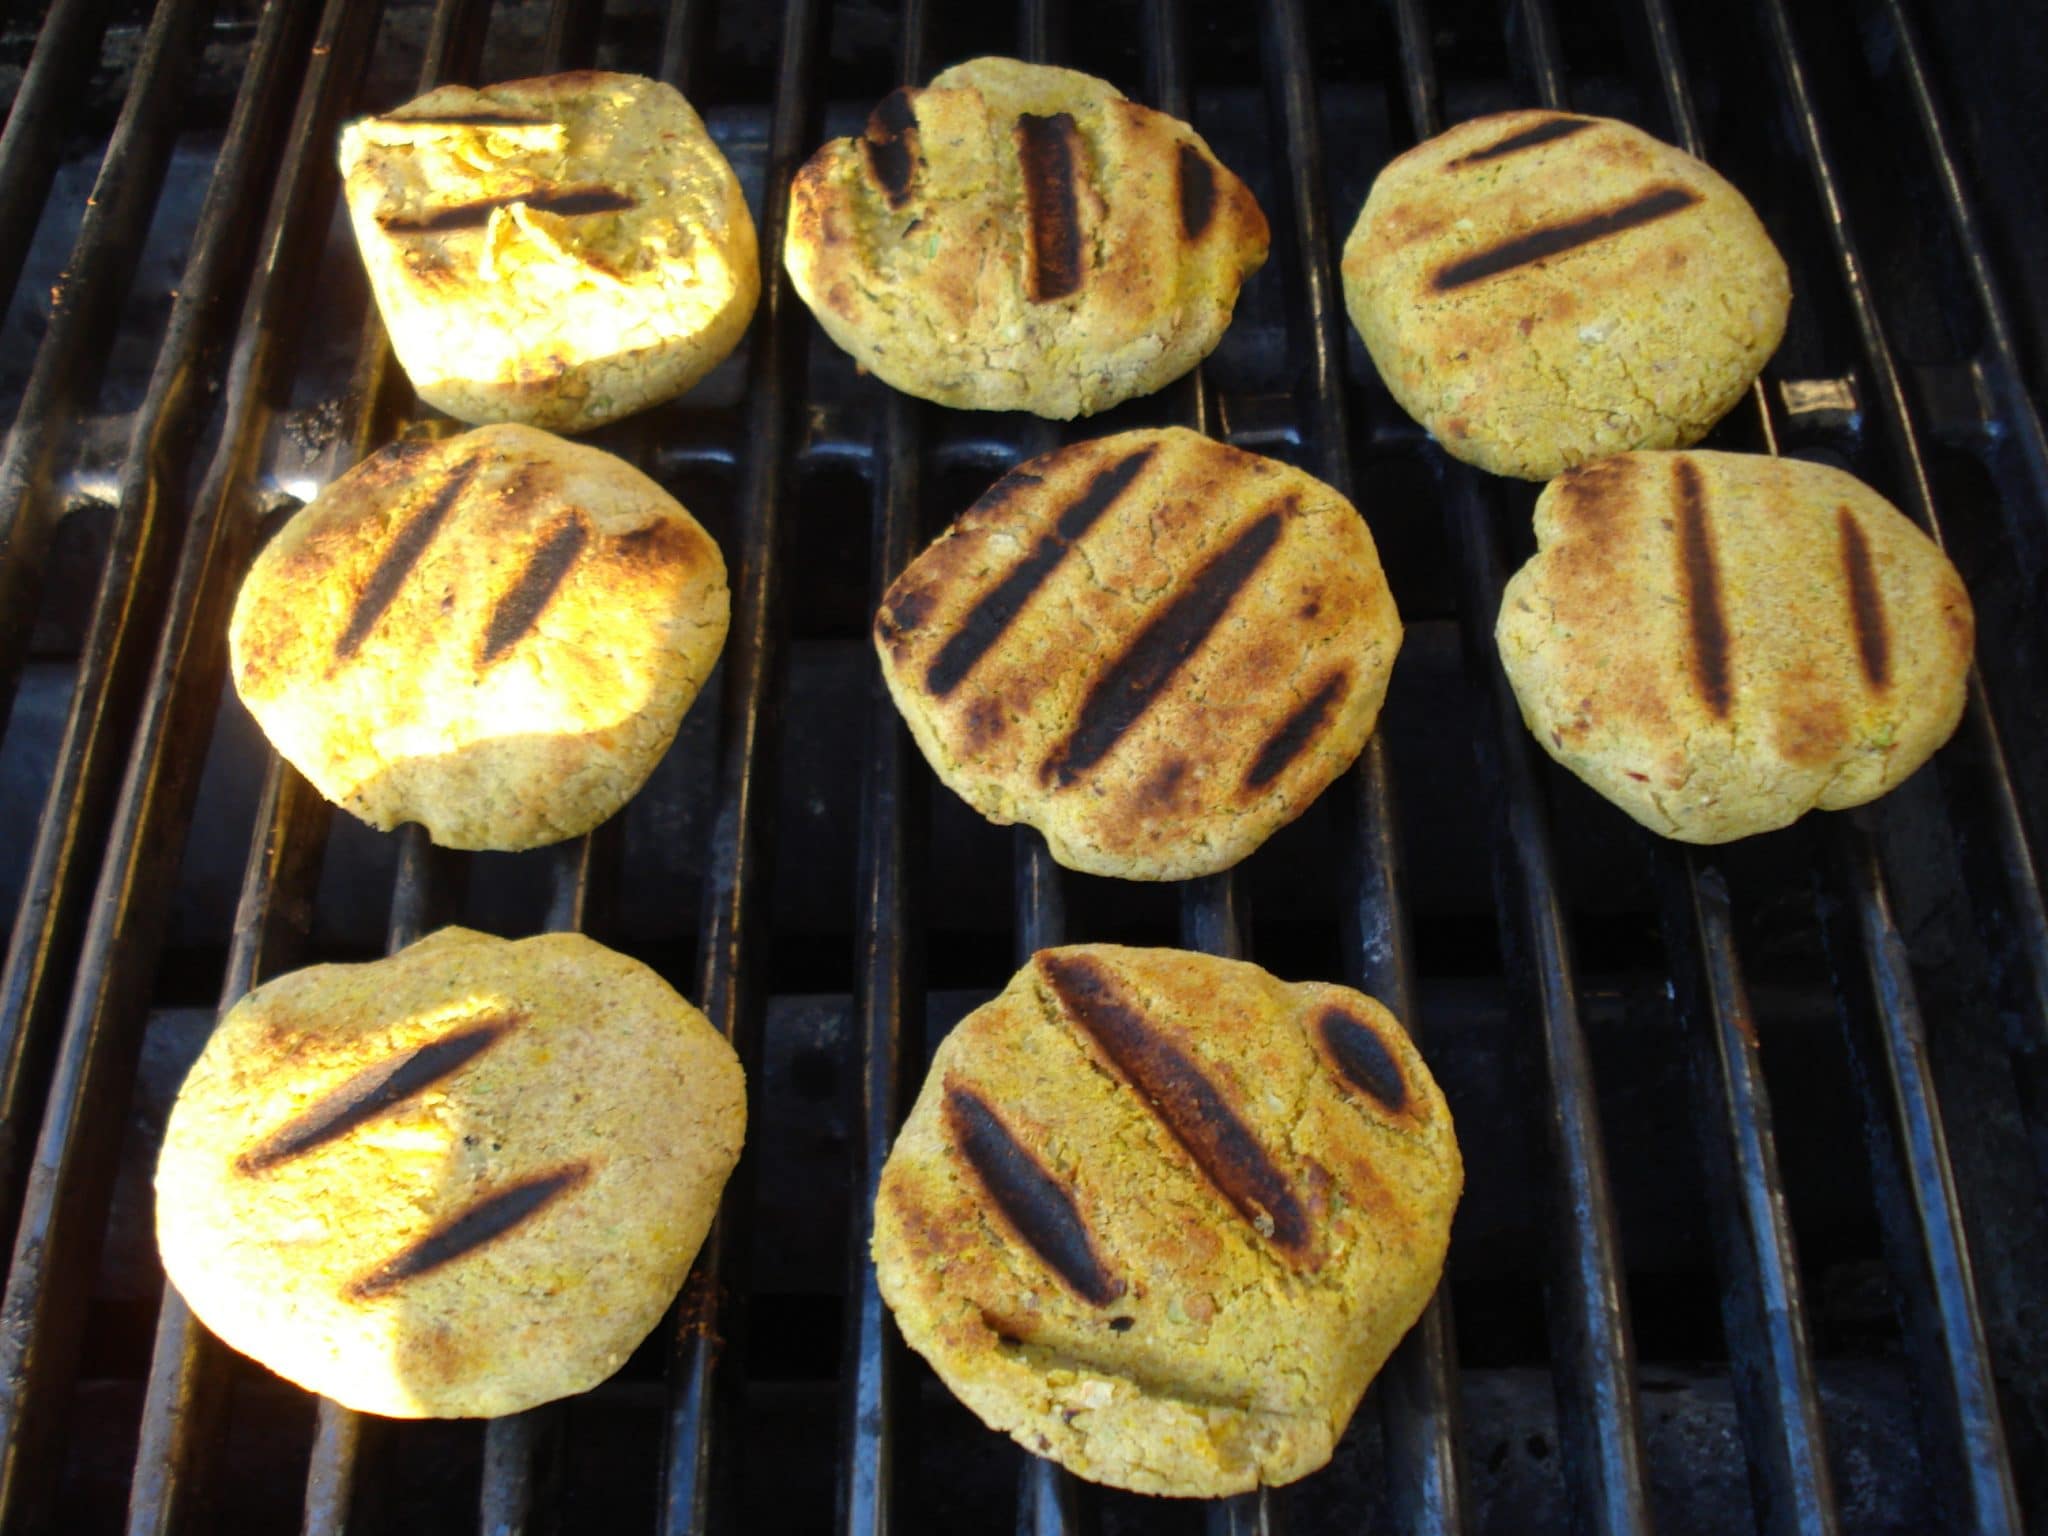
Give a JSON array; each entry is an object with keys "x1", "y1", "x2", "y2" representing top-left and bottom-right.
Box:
[{"x1": 0, "y1": 1, "x2": 2043, "y2": 1533}]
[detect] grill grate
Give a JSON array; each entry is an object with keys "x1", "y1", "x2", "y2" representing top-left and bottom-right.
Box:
[{"x1": 0, "y1": 1, "x2": 2043, "y2": 1532}]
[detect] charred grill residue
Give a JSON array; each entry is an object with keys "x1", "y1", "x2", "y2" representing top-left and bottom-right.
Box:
[
  {"x1": 863, "y1": 87, "x2": 920, "y2": 208},
  {"x1": 379, "y1": 111, "x2": 554, "y2": 128},
  {"x1": 480, "y1": 515, "x2": 591, "y2": 665},
  {"x1": 1837, "y1": 507, "x2": 1891, "y2": 690},
  {"x1": 1017, "y1": 112, "x2": 1085, "y2": 302},
  {"x1": 346, "y1": 1163, "x2": 591, "y2": 1301},
  {"x1": 1177, "y1": 143, "x2": 1216, "y2": 241},
  {"x1": 1040, "y1": 954, "x2": 1312, "y2": 1258},
  {"x1": 923, "y1": 445, "x2": 1158, "y2": 699},
  {"x1": 945, "y1": 1085, "x2": 1122, "y2": 1305},
  {"x1": 1674, "y1": 458, "x2": 1732, "y2": 718},
  {"x1": 1449, "y1": 114, "x2": 1596, "y2": 166},
  {"x1": 381, "y1": 184, "x2": 638, "y2": 234},
  {"x1": 1317, "y1": 1008, "x2": 1408, "y2": 1113},
  {"x1": 1429, "y1": 183, "x2": 1701, "y2": 291},
  {"x1": 1041, "y1": 506, "x2": 1287, "y2": 788},
  {"x1": 237, "y1": 1016, "x2": 516, "y2": 1175},
  {"x1": 1244, "y1": 671, "x2": 1348, "y2": 789},
  {"x1": 335, "y1": 454, "x2": 483, "y2": 661}
]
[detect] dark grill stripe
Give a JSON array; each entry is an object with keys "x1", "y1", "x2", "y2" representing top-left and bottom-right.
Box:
[
  {"x1": 1674, "y1": 458, "x2": 1732, "y2": 718},
  {"x1": 1838, "y1": 507, "x2": 1891, "y2": 690},
  {"x1": 862, "y1": 87, "x2": 919, "y2": 209},
  {"x1": 1428, "y1": 183, "x2": 1701, "y2": 292},
  {"x1": 335, "y1": 455, "x2": 482, "y2": 661},
  {"x1": 378, "y1": 112, "x2": 553, "y2": 128},
  {"x1": 1449, "y1": 114, "x2": 1596, "y2": 166},
  {"x1": 1318, "y1": 1009, "x2": 1408, "y2": 1113},
  {"x1": 380, "y1": 184, "x2": 637, "y2": 234},
  {"x1": 346, "y1": 1164, "x2": 590, "y2": 1301},
  {"x1": 237, "y1": 1016, "x2": 516, "y2": 1175},
  {"x1": 1040, "y1": 954, "x2": 1312, "y2": 1258},
  {"x1": 1177, "y1": 144, "x2": 1215, "y2": 241},
  {"x1": 1244, "y1": 671, "x2": 1348, "y2": 789},
  {"x1": 945, "y1": 1085, "x2": 1122, "y2": 1306},
  {"x1": 1017, "y1": 112, "x2": 1085, "y2": 302},
  {"x1": 480, "y1": 515, "x2": 591, "y2": 665},
  {"x1": 924, "y1": 446, "x2": 1158, "y2": 699},
  {"x1": 1041, "y1": 507, "x2": 1287, "y2": 788}
]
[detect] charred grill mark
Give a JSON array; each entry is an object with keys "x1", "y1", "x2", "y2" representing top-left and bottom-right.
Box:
[
  {"x1": 380, "y1": 184, "x2": 638, "y2": 234},
  {"x1": 378, "y1": 111, "x2": 553, "y2": 128},
  {"x1": 923, "y1": 446, "x2": 1158, "y2": 699},
  {"x1": 1040, "y1": 954, "x2": 1312, "y2": 1258},
  {"x1": 1177, "y1": 144, "x2": 1215, "y2": 241},
  {"x1": 480, "y1": 515, "x2": 591, "y2": 665},
  {"x1": 1674, "y1": 458, "x2": 1732, "y2": 718},
  {"x1": 237, "y1": 1017, "x2": 516, "y2": 1174},
  {"x1": 1318, "y1": 1009, "x2": 1408, "y2": 1112},
  {"x1": 945, "y1": 1085, "x2": 1122, "y2": 1305},
  {"x1": 1017, "y1": 113, "x2": 1085, "y2": 301},
  {"x1": 1449, "y1": 114, "x2": 1596, "y2": 166},
  {"x1": 1838, "y1": 507, "x2": 1891, "y2": 691},
  {"x1": 1429, "y1": 183, "x2": 1701, "y2": 291},
  {"x1": 346, "y1": 1164, "x2": 590, "y2": 1301},
  {"x1": 1245, "y1": 671, "x2": 1348, "y2": 789},
  {"x1": 862, "y1": 87, "x2": 919, "y2": 209},
  {"x1": 335, "y1": 455, "x2": 482, "y2": 661},
  {"x1": 1041, "y1": 507, "x2": 1287, "y2": 788}
]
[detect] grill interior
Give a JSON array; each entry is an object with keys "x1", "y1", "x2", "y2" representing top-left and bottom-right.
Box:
[{"x1": 1, "y1": 0, "x2": 2045, "y2": 1532}]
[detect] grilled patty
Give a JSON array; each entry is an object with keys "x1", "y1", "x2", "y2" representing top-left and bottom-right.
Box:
[
  {"x1": 1342, "y1": 110, "x2": 1790, "y2": 479},
  {"x1": 230, "y1": 423, "x2": 729, "y2": 851},
  {"x1": 155, "y1": 926, "x2": 746, "y2": 1419},
  {"x1": 785, "y1": 57, "x2": 1269, "y2": 419},
  {"x1": 1497, "y1": 450, "x2": 1974, "y2": 841},
  {"x1": 874, "y1": 944, "x2": 1461, "y2": 1496},
  {"x1": 875, "y1": 426, "x2": 1403, "y2": 880}
]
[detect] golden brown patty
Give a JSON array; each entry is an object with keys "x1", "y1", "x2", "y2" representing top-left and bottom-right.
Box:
[
  {"x1": 785, "y1": 57, "x2": 1268, "y2": 418},
  {"x1": 874, "y1": 944, "x2": 1461, "y2": 1496},
  {"x1": 874, "y1": 427, "x2": 1402, "y2": 880},
  {"x1": 340, "y1": 71, "x2": 758, "y2": 433},
  {"x1": 1342, "y1": 110, "x2": 1790, "y2": 479},
  {"x1": 1497, "y1": 450, "x2": 1974, "y2": 841},
  {"x1": 230, "y1": 424, "x2": 729, "y2": 851},
  {"x1": 155, "y1": 926, "x2": 746, "y2": 1419}
]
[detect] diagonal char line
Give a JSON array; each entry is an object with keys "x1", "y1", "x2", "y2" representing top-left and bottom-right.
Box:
[
  {"x1": 1177, "y1": 143, "x2": 1216, "y2": 242},
  {"x1": 1429, "y1": 183, "x2": 1701, "y2": 291},
  {"x1": 1837, "y1": 506, "x2": 1891, "y2": 690},
  {"x1": 1244, "y1": 669, "x2": 1348, "y2": 789},
  {"x1": 380, "y1": 183, "x2": 637, "y2": 234},
  {"x1": 1041, "y1": 504, "x2": 1288, "y2": 788},
  {"x1": 334, "y1": 454, "x2": 484, "y2": 661},
  {"x1": 1039, "y1": 953, "x2": 1313, "y2": 1259},
  {"x1": 945, "y1": 1083, "x2": 1123, "y2": 1306},
  {"x1": 1449, "y1": 114, "x2": 1595, "y2": 166},
  {"x1": 346, "y1": 1163, "x2": 591, "y2": 1301},
  {"x1": 924, "y1": 444, "x2": 1158, "y2": 699},
  {"x1": 1016, "y1": 111, "x2": 1085, "y2": 301},
  {"x1": 1674, "y1": 457, "x2": 1732, "y2": 718},
  {"x1": 237, "y1": 1015, "x2": 518, "y2": 1175},
  {"x1": 480, "y1": 514, "x2": 591, "y2": 665}
]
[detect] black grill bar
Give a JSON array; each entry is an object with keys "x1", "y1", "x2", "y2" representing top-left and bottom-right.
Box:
[
  {"x1": 661, "y1": 0, "x2": 817, "y2": 1527},
  {"x1": 839, "y1": 0, "x2": 932, "y2": 1524},
  {"x1": 1262, "y1": 1, "x2": 1468, "y2": 1528},
  {"x1": 0, "y1": 0, "x2": 209, "y2": 727},
  {"x1": 0, "y1": 0, "x2": 216, "y2": 1254},
  {"x1": 1382, "y1": 3, "x2": 1658, "y2": 1532},
  {"x1": 0, "y1": 0, "x2": 116, "y2": 316},
  {"x1": 0, "y1": 0, "x2": 385, "y2": 1522}
]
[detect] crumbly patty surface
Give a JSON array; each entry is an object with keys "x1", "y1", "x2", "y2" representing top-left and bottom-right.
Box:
[
  {"x1": 230, "y1": 424, "x2": 728, "y2": 851},
  {"x1": 1342, "y1": 110, "x2": 1789, "y2": 479},
  {"x1": 874, "y1": 427, "x2": 1402, "y2": 880},
  {"x1": 156, "y1": 926, "x2": 746, "y2": 1419},
  {"x1": 341, "y1": 71, "x2": 758, "y2": 433},
  {"x1": 874, "y1": 944, "x2": 1461, "y2": 1496},
  {"x1": 785, "y1": 57, "x2": 1268, "y2": 418},
  {"x1": 1497, "y1": 450, "x2": 1973, "y2": 842}
]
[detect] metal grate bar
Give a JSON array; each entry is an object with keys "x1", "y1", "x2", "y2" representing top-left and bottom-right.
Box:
[
  {"x1": 1261, "y1": 1, "x2": 1469, "y2": 1529},
  {"x1": 0, "y1": 0, "x2": 265, "y2": 1273},
  {"x1": 660, "y1": 1, "x2": 818, "y2": 1528},
  {"x1": 1381, "y1": 3, "x2": 1659, "y2": 1531},
  {"x1": 0, "y1": 0, "x2": 212, "y2": 727},
  {"x1": 0, "y1": 0, "x2": 117, "y2": 317},
  {"x1": 839, "y1": 0, "x2": 932, "y2": 1526},
  {"x1": 0, "y1": 0, "x2": 386, "y2": 1523}
]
